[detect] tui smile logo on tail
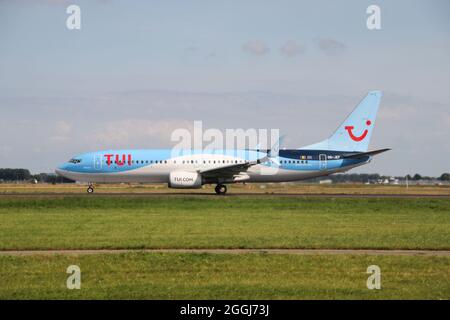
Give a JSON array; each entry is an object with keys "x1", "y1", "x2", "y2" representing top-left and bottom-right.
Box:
[{"x1": 345, "y1": 120, "x2": 372, "y2": 142}]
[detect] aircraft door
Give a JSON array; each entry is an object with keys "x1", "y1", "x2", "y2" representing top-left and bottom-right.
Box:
[
  {"x1": 94, "y1": 154, "x2": 102, "y2": 170},
  {"x1": 319, "y1": 154, "x2": 327, "y2": 170}
]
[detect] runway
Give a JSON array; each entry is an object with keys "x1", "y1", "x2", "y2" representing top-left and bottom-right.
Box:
[
  {"x1": 1, "y1": 248, "x2": 449, "y2": 256},
  {"x1": 0, "y1": 193, "x2": 449, "y2": 198}
]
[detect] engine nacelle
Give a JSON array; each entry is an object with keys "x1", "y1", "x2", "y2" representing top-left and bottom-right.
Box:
[{"x1": 169, "y1": 171, "x2": 202, "y2": 189}]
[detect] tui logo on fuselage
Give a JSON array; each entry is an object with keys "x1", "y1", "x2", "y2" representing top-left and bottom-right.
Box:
[{"x1": 104, "y1": 154, "x2": 132, "y2": 166}]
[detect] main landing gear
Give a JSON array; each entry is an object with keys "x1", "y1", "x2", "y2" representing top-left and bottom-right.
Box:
[
  {"x1": 214, "y1": 184, "x2": 227, "y2": 195},
  {"x1": 87, "y1": 184, "x2": 94, "y2": 194}
]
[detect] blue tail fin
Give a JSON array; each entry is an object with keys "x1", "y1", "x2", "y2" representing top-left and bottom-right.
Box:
[{"x1": 302, "y1": 91, "x2": 382, "y2": 152}]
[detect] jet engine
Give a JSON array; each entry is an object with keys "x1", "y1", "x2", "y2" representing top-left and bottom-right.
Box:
[{"x1": 168, "y1": 171, "x2": 202, "y2": 189}]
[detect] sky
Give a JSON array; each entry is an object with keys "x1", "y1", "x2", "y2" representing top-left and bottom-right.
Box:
[{"x1": 0, "y1": 0, "x2": 449, "y2": 176}]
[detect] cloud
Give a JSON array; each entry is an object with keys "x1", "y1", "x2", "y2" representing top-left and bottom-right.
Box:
[
  {"x1": 0, "y1": 145, "x2": 12, "y2": 155},
  {"x1": 49, "y1": 120, "x2": 71, "y2": 142},
  {"x1": 316, "y1": 37, "x2": 346, "y2": 55},
  {"x1": 54, "y1": 120, "x2": 71, "y2": 135},
  {"x1": 185, "y1": 46, "x2": 198, "y2": 52},
  {"x1": 280, "y1": 41, "x2": 306, "y2": 57},
  {"x1": 89, "y1": 119, "x2": 194, "y2": 147},
  {"x1": 243, "y1": 40, "x2": 269, "y2": 56}
]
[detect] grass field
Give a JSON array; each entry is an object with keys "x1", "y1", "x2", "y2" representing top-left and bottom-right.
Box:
[
  {"x1": 0, "y1": 186, "x2": 449, "y2": 299},
  {"x1": 1, "y1": 182, "x2": 449, "y2": 195},
  {"x1": 0, "y1": 196, "x2": 449, "y2": 250},
  {"x1": 1, "y1": 253, "x2": 449, "y2": 299}
]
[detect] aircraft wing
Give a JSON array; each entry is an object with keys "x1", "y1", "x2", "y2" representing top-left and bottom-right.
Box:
[
  {"x1": 199, "y1": 136, "x2": 282, "y2": 179},
  {"x1": 198, "y1": 160, "x2": 261, "y2": 178}
]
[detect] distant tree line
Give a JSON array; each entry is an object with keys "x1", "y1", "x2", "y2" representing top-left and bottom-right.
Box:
[
  {"x1": 32, "y1": 172, "x2": 75, "y2": 184},
  {"x1": 0, "y1": 168, "x2": 32, "y2": 181},
  {"x1": 439, "y1": 173, "x2": 450, "y2": 181},
  {"x1": 0, "y1": 169, "x2": 74, "y2": 183},
  {"x1": 304, "y1": 172, "x2": 450, "y2": 183},
  {"x1": 305, "y1": 173, "x2": 386, "y2": 183},
  {"x1": 406, "y1": 173, "x2": 450, "y2": 181},
  {"x1": 322, "y1": 173, "x2": 385, "y2": 183}
]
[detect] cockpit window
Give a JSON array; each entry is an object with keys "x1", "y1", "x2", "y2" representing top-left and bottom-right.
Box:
[{"x1": 69, "y1": 158, "x2": 82, "y2": 164}]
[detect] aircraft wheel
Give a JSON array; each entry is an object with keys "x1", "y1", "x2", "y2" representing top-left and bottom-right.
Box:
[
  {"x1": 214, "y1": 184, "x2": 227, "y2": 195},
  {"x1": 87, "y1": 185, "x2": 94, "y2": 194}
]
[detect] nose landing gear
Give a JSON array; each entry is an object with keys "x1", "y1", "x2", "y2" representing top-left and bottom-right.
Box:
[
  {"x1": 87, "y1": 184, "x2": 94, "y2": 194},
  {"x1": 214, "y1": 184, "x2": 227, "y2": 195}
]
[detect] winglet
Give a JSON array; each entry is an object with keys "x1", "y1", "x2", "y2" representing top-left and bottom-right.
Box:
[
  {"x1": 268, "y1": 134, "x2": 285, "y2": 158},
  {"x1": 256, "y1": 134, "x2": 285, "y2": 166}
]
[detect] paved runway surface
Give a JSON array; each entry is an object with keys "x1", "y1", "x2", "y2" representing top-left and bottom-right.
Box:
[
  {"x1": 1, "y1": 248, "x2": 449, "y2": 256},
  {"x1": 1, "y1": 193, "x2": 449, "y2": 198}
]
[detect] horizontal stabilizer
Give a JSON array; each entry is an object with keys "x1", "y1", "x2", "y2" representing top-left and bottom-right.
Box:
[{"x1": 342, "y1": 148, "x2": 391, "y2": 159}]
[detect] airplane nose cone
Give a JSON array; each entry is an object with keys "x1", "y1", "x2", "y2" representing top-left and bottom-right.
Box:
[{"x1": 55, "y1": 164, "x2": 68, "y2": 176}]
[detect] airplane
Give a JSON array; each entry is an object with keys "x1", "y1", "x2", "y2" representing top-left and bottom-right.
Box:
[{"x1": 56, "y1": 91, "x2": 389, "y2": 194}]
